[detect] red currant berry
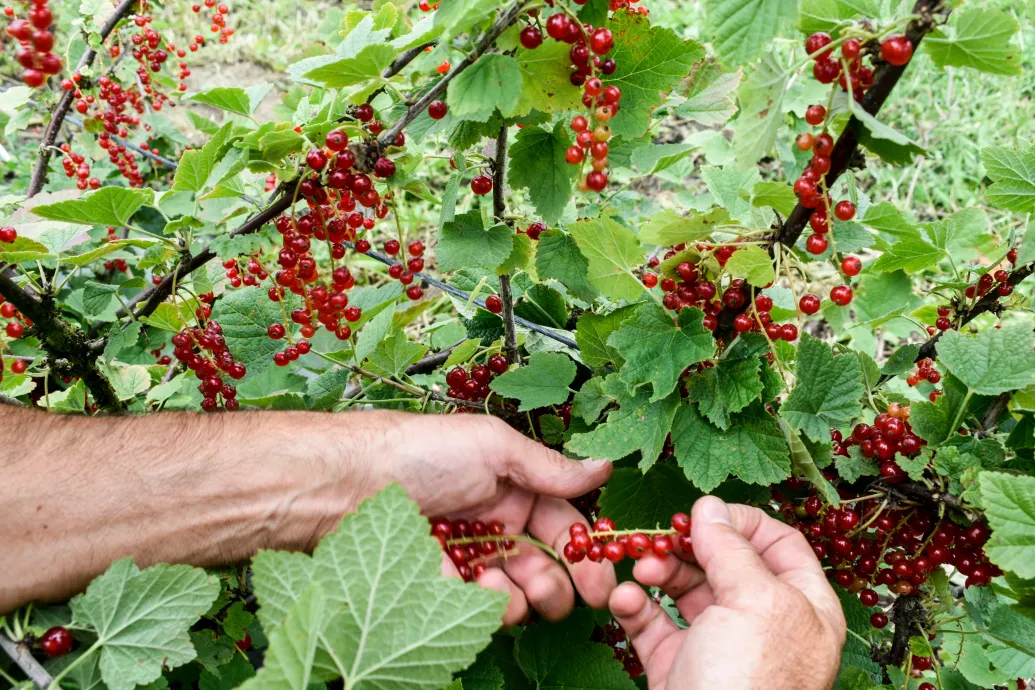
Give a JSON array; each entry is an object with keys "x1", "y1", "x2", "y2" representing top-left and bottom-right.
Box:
[
  {"x1": 428, "y1": 100, "x2": 447, "y2": 120},
  {"x1": 799, "y1": 293, "x2": 821, "y2": 315},
  {"x1": 830, "y1": 285, "x2": 853, "y2": 306},
  {"x1": 842, "y1": 256, "x2": 862, "y2": 276},
  {"x1": 880, "y1": 35, "x2": 913, "y2": 66},
  {"x1": 485, "y1": 295, "x2": 502, "y2": 314},
  {"x1": 40, "y1": 627, "x2": 73, "y2": 658}
]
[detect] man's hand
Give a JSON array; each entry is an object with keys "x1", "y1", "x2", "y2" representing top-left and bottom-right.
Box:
[
  {"x1": 608, "y1": 496, "x2": 846, "y2": 690},
  {"x1": 353, "y1": 412, "x2": 616, "y2": 625}
]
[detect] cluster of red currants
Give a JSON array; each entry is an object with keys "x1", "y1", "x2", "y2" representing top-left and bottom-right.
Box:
[
  {"x1": 189, "y1": 0, "x2": 235, "y2": 45},
  {"x1": 382, "y1": 238, "x2": 427, "y2": 302},
  {"x1": 67, "y1": 72, "x2": 152, "y2": 187},
  {"x1": 962, "y1": 266, "x2": 1015, "y2": 303},
  {"x1": 430, "y1": 517, "x2": 512, "y2": 582},
  {"x1": 905, "y1": 358, "x2": 942, "y2": 402},
  {"x1": 222, "y1": 256, "x2": 266, "y2": 289},
  {"x1": 5, "y1": 0, "x2": 61, "y2": 87},
  {"x1": 445, "y1": 358, "x2": 509, "y2": 403},
  {"x1": 170, "y1": 320, "x2": 247, "y2": 411},
  {"x1": 597, "y1": 620, "x2": 643, "y2": 678},
  {"x1": 1, "y1": 294, "x2": 27, "y2": 345},
  {"x1": 104, "y1": 257, "x2": 129, "y2": 273},
  {"x1": 519, "y1": 13, "x2": 619, "y2": 192},
  {"x1": 561, "y1": 513, "x2": 693, "y2": 565},
  {"x1": 55, "y1": 142, "x2": 101, "y2": 191},
  {"x1": 149, "y1": 346, "x2": 172, "y2": 366},
  {"x1": 516, "y1": 220, "x2": 548, "y2": 242},
  {"x1": 835, "y1": 404, "x2": 926, "y2": 482}
]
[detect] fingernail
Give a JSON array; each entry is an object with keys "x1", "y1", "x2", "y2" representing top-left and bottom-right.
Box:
[
  {"x1": 582, "y1": 459, "x2": 610, "y2": 471},
  {"x1": 699, "y1": 497, "x2": 732, "y2": 526}
]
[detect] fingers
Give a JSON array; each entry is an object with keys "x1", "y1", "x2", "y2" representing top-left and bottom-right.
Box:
[
  {"x1": 632, "y1": 555, "x2": 714, "y2": 624},
  {"x1": 691, "y1": 497, "x2": 841, "y2": 627},
  {"x1": 608, "y1": 582, "x2": 680, "y2": 674},
  {"x1": 500, "y1": 543, "x2": 575, "y2": 622},
  {"x1": 488, "y1": 420, "x2": 612, "y2": 498},
  {"x1": 528, "y1": 496, "x2": 617, "y2": 609},
  {"x1": 477, "y1": 567, "x2": 529, "y2": 626}
]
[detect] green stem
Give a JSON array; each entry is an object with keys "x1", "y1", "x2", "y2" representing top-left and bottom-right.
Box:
[
  {"x1": 48, "y1": 640, "x2": 101, "y2": 690},
  {"x1": 944, "y1": 390, "x2": 973, "y2": 444}
]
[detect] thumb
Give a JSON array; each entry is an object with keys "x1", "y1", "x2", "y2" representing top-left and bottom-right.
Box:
[
  {"x1": 690, "y1": 496, "x2": 778, "y2": 608},
  {"x1": 497, "y1": 429, "x2": 612, "y2": 498}
]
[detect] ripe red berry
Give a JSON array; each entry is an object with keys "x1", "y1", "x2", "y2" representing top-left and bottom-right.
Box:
[
  {"x1": 881, "y1": 35, "x2": 913, "y2": 66},
  {"x1": 671, "y1": 512, "x2": 690, "y2": 533},
  {"x1": 488, "y1": 353, "x2": 509, "y2": 374},
  {"x1": 305, "y1": 149, "x2": 327, "y2": 171},
  {"x1": 805, "y1": 233, "x2": 828, "y2": 255},
  {"x1": 804, "y1": 105, "x2": 826, "y2": 126},
  {"x1": 485, "y1": 295, "x2": 502, "y2": 314},
  {"x1": 841, "y1": 39, "x2": 861, "y2": 60},
  {"x1": 519, "y1": 25, "x2": 542, "y2": 50},
  {"x1": 0, "y1": 225, "x2": 16, "y2": 243},
  {"x1": 841, "y1": 256, "x2": 862, "y2": 277},
  {"x1": 428, "y1": 100, "x2": 447, "y2": 120},
  {"x1": 805, "y1": 32, "x2": 832, "y2": 60},
  {"x1": 6, "y1": 322, "x2": 24, "y2": 338},
  {"x1": 325, "y1": 129, "x2": 348, "y2": 151},
  {"x1": 603, "y1": 541, "x2": 625, "y2": 562},
  {"x1": 642, "y1": 272, "x2": 658, "y2": 288},
  {"x1": 830, "y1": 285, "x2": 853, "y2": 306},
  {"x1": 590, "y1": 28, "x2": 613, "y2": 55},
  {"x1": 799, "y1": 293, "x2": 821, "y2": 315},
  {"x1": 355, "y1": 103, "x2": 374, "y2": 122},
  {"x1": 40, "y1": 627, "x2": 73, "y2": 658},
  {"x1": 870, "y1": 612, "x2": 889, "y2": 628},
  {"x1": 796, "y1": 133, "x2": 815, "y2": 151},
  {"x1": 834, "y1": 200, "x2": 856, "y2": 221},
  {"x1": 471, "y1": 175, "x2": 493, "y2": 195},
  {"x1": 814, "y1": 133, "x2": 834, "y2": 156}
]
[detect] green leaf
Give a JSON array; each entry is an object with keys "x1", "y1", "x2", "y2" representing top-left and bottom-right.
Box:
[
  {"x1": 32, "y1": 187, "x2": 154, "y2": 227},
  {"x1": 836, "y1": 447, "x2": 879, "y2": 484},
  {"x1": 980, "y1": 471, "x2": 1035, "y2": 578},
  {"x1": 307, "y1": 368, "x2": 352, "y2": 406},
  {"x1": 570, "y1": 216, "x2": 645, "y2": 302},
  {"x1": 734, "y1": 51, "x2": 788, "y2": 166},
  {"x1": 609, "y1": 305, "x2": 714, "y2": 401},
  {"x1": 598, "y1": 465, "x2": 703, "y2": 529},
  {"x1": 497, "y1": 232, "x2": 531, "y2": 276},
  {"x1": 514, "y1": 284, "x2": 567, "y2": 330},
  {"x1": 302, "y1": 45, "x2": 396, "y2": 88},
  {"x1": 103, "y1": 322, "x2": 142, "y2": 362},
  {"x1": 140, "y1": 302, "x2": 185, "y2": 332},
  {"x1": 187, "y1": 84, "x2": 272, "y2": 117},
  {"x1": 910, "y1": 373, "x2": 973, "y2": 444},
  {"x1": 938, "y1": 322, "x2": 1035, "y2": 396},
  {"x1": 365, "y1": 330, "x2": 429, "y2": 379},
  {"x1": 438, "y1": 212, "x2": 514, "y2": 273},
  {"x1": 850, "y1": 103, "x2": 926, "y2": 165},
  {"x1": 724, "y1": 244, "x2": 775, "y2": 287},
  {"x1": 606, "y1": 12, "x2": 704, "y2": 139},
  {"x1": 238, "y1": 588, "x2": 330, "y2": 690},
  {"x1": 258, "y1": 128, "x2": 306, "y2": 163},
  {"x1": 211, "y1": 286, "x2": 301, "y2": 374},
  {"x1": 447, "y1": 54, "x2": 522, "y2": 121},
  {"x1": 882, "y1": 344, "x2": 922, "y2": 376},
  {"x1": 516, "y1": 610, "x2": 636, "y2": 690},
  {"x1": 82, "y1": 281, "x2": 119, "y2": 317},
  {"x1": 687, "y1": 333, "x2": 766, "y2": 429},
  {"x1": 638, "y1": 207, "x2": 729, "y2": 246},
  {"x1": 782, "y1": 418, "x2": 840, "y2": 505},
  {"x1": 0, "y1": 235, "x2": 52, "y2": 264},
  {"x1": 925, "y1": 9, "x2": 1022, "y2": 76},
  {"x1": 982, "y1": 142, "x2": 1035, "y2": 213},
  {"x1": 706, "y1": 0, "x2": 796, "y2": 68},
  {"x1": 780, "y1": 334, "x2": 864, "y2": 442},
  {"x1": 797, "y1": 0, "x2": 879, "y2": 34},
  {"x1": 566, "y1": 388, "x2": 680, "y2": 469},
  {"x1": 871, "y1": 235, "x2": 944, "y2": 274},
  {"x1": 673, "y1": 402, "x2": 791, "y2": 492},
  {"x1": 172, "y1": 121, "x2": 233, "y2": 193},
  {"x1": 933, "y1": 446, "x2": 981, "y2": 495},
  {"x1": 488, "y1": 352, "x2": 575, "y2": 412},
  {"x1": 71, "y1": 559, "x2": 219, "y2": 690},
  {"x1": 535, "y1": 229, "x2": 599, "y2": 302},
  {"x1": 514, "y1": 41, "x2": 585, "y2": 116},
  {"x1": 750, "y1": 181, "x2": 797, "y2": 217},
  {"x1": 676, "y1": 61, "x2": 740, "y2": 126},
  {"x1": 701, "y1": 165, "x2": 759, "y2": 220},
  {"x1": 575, "y1": 308, "x2": 635, "y2": 369},
  {"x1": 573, "y1": 377, "x2": 611, "y2": 424},
  {"x1": 433, "y1": 0, "x2": 495, "y2": 44},
  {"x1": 1016, "y1": 216, "x2": 1035, "y2": 266},
  {"x1": 507, "y1": 123, "x2": 576, "y2": 226}
]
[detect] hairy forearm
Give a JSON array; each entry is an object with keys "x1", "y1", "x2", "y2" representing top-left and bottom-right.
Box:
[{"x1": 0, "y1": 406, "x2": 385, "y2": 613}]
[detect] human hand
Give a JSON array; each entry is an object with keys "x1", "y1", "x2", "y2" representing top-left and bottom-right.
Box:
[
  {"x1": 353, "y1": 411, "x2": 616, "y2": 625},
  {"x1": 607, "y1": 496, "x2": 846, "y2": 690}
]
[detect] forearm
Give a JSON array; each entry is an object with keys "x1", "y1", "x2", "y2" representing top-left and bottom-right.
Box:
[{"x1": 0, "y1": 406, "x2": 385, "y2": 613}]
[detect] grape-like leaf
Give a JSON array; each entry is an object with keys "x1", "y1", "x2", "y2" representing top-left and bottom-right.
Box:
[
  {"x1": 980, "y1": 472, "x2": 1035, "y2": 578},
  {"x1": 606, "y1": 12, "x2": 704, "y2": 139},
  {"x1": 724, "y1": 244, "x2": 775, "y2": 287},
  {"x1": 925, "y1": 9, "x2": 1022, "y2": 76},
  {"x1": 447, "y1": 54, "x2": 522, "y2": 122},
  {"x1": 172, "y1": 121, "x2": 234, "y2": 193},
  {"x1": 535, "y1": 229, "x2": 599, "y2": 302},
  {"x1": 733, "y1": 51, "x2": 788, "y2": 167},
  {"x1": 982, "y1": 142, "x2": 1035, "y2": 213},
  {"x1": 598, "y1": 465, "x2": 703, "y2": 529},
  {"x1": 187, "y1": 84, "x2": 272, "y2": 117},
  {"x1": 938, "y1": 322, "x2": 1035, "y2": 396},
  {"x1": 488, "y1": 352, "x2": 576, "y2": 411},
  {"x1": 32, "y1": 187, "x2": 154, "y2": 227},
  {"x1": 676, "y1": 61, "x2": 740, "y2": 126},
  {"x1": 687, "y1": 333, "x2": 765, "y2": 429},
  {"x1": 438, "y1": 212, "x2": 514, "y2": 273},
  {"x1": 71, "y1": 559, "x2": 219, "y2": 690},
  {"x1": 211, "y1": 286, "x2": 302, "y2": 374},
  {"x1": 569, "y1": 216, "x2": 645, "y2": 301},
  {"x1": 514, "y1": 610, "x2": 636, "y2": 690},
  {"x1": 780, "y1": 334, "x2": 864, "y2": 442},
  {"x1": 609, "y1": 305, "x2": 714, "y2": 401},
  {"x1": 239, "y1": 587, "x2": 330, "y2": 690},
  {"x1": 365, "y1": 330, "x2": 429, "y2": 379},
  {"x1": 507, "y1": 123, "x2": 576, "y2": 226},
  {"x1": 566, "y1": 388, "x2": 680, "y2": 469},
  {"x1": 706, "y1": 0, "x2": 796, "y2": 68},
  {"x1": 638, "y1": 207, "x2": 730, "y2": 246}
]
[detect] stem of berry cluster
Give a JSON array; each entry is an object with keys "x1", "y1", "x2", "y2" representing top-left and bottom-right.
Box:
[
  {"x1": 491, "y1": 125, "x2": 521, "y2": 364},
  {"x1": 774, "y1": 0, "x2": 946, "y2": 250},
  {"x1": 26, "y1": 0, "x2": 139, "y2": 199},
  {"x1": 446, "y1": 533, "x2": 558, "y2": 560}
]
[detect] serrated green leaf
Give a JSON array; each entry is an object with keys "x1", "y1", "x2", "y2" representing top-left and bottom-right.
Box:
[
  {"x1": 570, "y1": 216, "x2": 645, "y2": 302},
  {"x1": 734, "y1": 51, "x2": 788, "y2": 166},
  {"x1": 609, "y1": 304, "x2": 714, "y2": 401},
  {"x1": 836, "y1": 447, "x2": 879, "y2": 484},
  {"x1": 32, "y1": 187, "x2": 154, "y2": 227},
  {"x1": 606, "y1": 12, "x2": 704, "y2": 139},
  {"x1": 724, "y1": 244, "x2": 775, "y2": 287},
  {"x1": 797, "y1": 0, "x2": 879, "y2": 34},
  {"x1": 438, "y1": 212, "x2": 513, "y2": 273},
  {"x1": 750, "y1": 181, "x2": 797, "y2": 216},
  {"x1": 573, "y1": 377, "x2": 611, "y2": 425},
  {"x1": 598, "y1": 464, "x2": 703, "y2": 529},
  {"x1": 365, "y1": 330, "x2": 429, "y2": 379},
  {"x1": 575, "y1": 308, "x2": 635, "y2": 369},
  {"x1": 82, "y1": 281, "x2": 119, "y2": 317},
  {"x1": 980, "y1": 472, "x2": 1035, "y2": 578},
  {"x1": 638, "y1": 207, "x2": 729, "y2": 246},
  {"x1": 511, "y1": 40, "x2": 584, "y2": 116},
  {"x1": 447, "y1": 54, "x2": 522, "y2": 121},
  {"x1": 566, "y1": 389, "x2": 679, "y2": 469},
  {"x1": 172, "y1": 121, "x2": 233, "y2": 193},
  {"x1": 910, "y1": 373, "x2": 973, "y2": 444},
  {"x1": 871, "y1": 235, "x2": 944, "y2": 274},
  {"x1": 258, "y1": 128, "x2": 306, "y2": 163},
  {"x1": 488, "y1": 352, "x2": 575, "y2": 411},
  {"x1": 982, "y1": 142, "x2": 1035, "y2": 213},
  {"x1": 497, "y1": 232, "x2": 531, "y2": 276},
  {"x1": 850, "y1": 102, "x2": 926, "y2": 165},
  {"x1": 433, "y1": 0, "x2": 495, "y2": 44},
  {"x1": 882, "y1": 344, "x2": 921, "y2": 376},
  {"x1": 706, "y1": 0, "x2": 797, "y2": 68},
  {"x1": 780, "y1": 334, "x2": 864, "y2": 441},
  {"x1": 211, "y1": 287, "x2": 300, "y2": 374},
  {"x1": 925, "y1": 9, "x2": 1022, "y2": 76},
  {"x1": 687, "y1": 336, "x2": 765, "y2": 429},
  {"x1": 676, "y1": 61, "x2": 740, "y2": 126},
  {"x1": 187, "y1": 84, "x2": 272, "y2": 117},
  {"x1": 515, "y1": 610, "x2": 636, "y2": 690},
  {"x1": 507, "y1": 123, "x2": 575, "y2": 226},
  {"x1": 701, "y1": 164, "x2": 759, "y2": 220},
  {"x1": 939, "y1": 322, "x2": 1035, "y2": 396},
  {"x1": 238, "y1": 587, "x2": 329, "y2": 690},
  {"x1": 0, "y1": 235, "x2": 52, "y2": 264},
  {"x1": 513, "y1": 284, "x2": 566, "y2": 330},
  {"x1": 673, "y1": 402, "x2": 791, "y2": 492},
  {"x1": 536, "y1": 230, "x2": 599, "y2": 302},
  {"x1": 71, "y1": 559, "x2": 219, "y2": 690}
]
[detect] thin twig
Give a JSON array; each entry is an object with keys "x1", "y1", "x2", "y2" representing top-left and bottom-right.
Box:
[
  {"x1": 0, "y1": 635, "x2": 54, "y2": 690},
  {"x1": 490, "y1": 125, "x2": 520, "y2": 364}
]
